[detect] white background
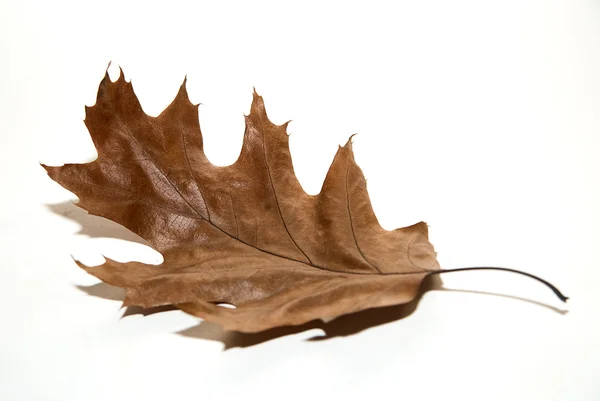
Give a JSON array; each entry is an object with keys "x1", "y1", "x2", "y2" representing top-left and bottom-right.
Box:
[{"x1": 1, "y1": 1, "x2": 599, "y2": 400}]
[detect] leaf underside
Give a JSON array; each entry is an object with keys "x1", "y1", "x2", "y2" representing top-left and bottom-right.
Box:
[{"x1": 44, "y1": 69, "x2": 440, "y2": 332}]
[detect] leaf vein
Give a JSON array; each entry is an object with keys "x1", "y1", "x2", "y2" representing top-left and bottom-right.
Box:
[{"x1": 345, "y1": 163, "x2": 382, "y2": 273}]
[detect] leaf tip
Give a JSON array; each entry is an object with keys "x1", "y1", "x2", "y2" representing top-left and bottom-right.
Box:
[
  {"x1": 40, "y1": 162, "x2": 60, "y2": 177},
  {"x1": 341, "y1": 135, "x2": 357, "y2": 160},
  {"x1": 175, "y1": 75, "x2": 195, "y2": 106},
  {"x1": 249, "y1": 88, "x2": 267, "y2": 118},
  {"x1": 104, "y1": 60, "x2": 112, "y2": 77},
  {"x1": 70, "y1": 255, "x2": 88, "y2": 270}
]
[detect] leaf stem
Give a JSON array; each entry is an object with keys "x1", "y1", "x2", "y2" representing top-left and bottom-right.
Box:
[{"x1": 431, "y1": 267, "x2": 569, "y2": 302}]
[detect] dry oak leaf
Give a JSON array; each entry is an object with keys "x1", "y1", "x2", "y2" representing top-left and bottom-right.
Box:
[{"x1": 44, "y1": 70, "x2": 444, "y2": 332}]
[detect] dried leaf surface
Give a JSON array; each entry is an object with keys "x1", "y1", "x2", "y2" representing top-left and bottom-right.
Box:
[{"x1": 44, "y1": 70, "x2": 440, "y2": 332}]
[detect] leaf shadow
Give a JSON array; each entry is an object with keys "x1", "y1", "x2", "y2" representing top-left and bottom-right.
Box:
[
  {"x1": 59, "y1": 200, "x2": 567, "y2": 348},
  {"x1": 77, "y1": 276, "x2": 568, "y2": 349},
  {"x1": 46, "y1": 201, "x2": 150, "y2": 245}
]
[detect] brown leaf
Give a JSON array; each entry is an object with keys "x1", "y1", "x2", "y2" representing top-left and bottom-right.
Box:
[{"x1": 43, "y1": 69, "x2": 440, "y2": 332}]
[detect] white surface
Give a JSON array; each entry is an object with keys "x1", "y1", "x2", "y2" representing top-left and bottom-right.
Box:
[{"x1": 1, "y1": 1, "x2": 599, "y2": 400}]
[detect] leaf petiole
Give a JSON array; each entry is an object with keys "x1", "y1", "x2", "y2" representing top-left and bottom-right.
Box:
[{"x1": 431, "y1": 267, "x2": 569, "y2": 302}]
